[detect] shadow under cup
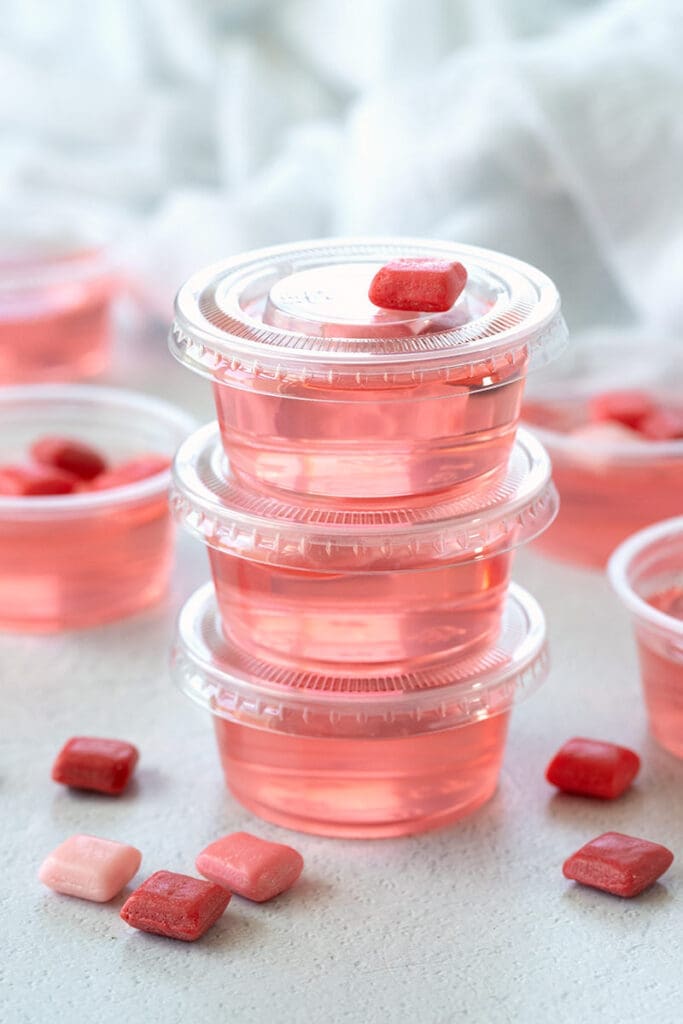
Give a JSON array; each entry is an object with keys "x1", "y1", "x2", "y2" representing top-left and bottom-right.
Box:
[{"x1": 609, "y1": 517, "x2": 683, "y2": 757}]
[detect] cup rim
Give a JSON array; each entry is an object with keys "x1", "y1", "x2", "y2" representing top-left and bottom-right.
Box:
[
  {"x1": 608, "y1": 515, "x2": 683, "y2": 637},
  {"x1": 0, "y1": 384, "x2": 196, "y2": 517}
]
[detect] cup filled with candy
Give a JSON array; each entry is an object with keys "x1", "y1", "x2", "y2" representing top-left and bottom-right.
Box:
[
  {"x1": 0, "y1": 385, "x2": 195, "y2": 631},
  {"x1": 610, "y1": 516, "x2": 683, "y2": 759}
]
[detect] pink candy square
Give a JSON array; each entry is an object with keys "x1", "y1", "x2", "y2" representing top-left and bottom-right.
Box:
[
  {"x1": 196, "y1": 832, "x2": 304, "y2": 902},
  {"x1": 39, "y1": 834, "x2": 142, "y2": 902}
]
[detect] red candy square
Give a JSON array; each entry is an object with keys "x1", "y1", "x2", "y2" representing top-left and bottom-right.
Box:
[
  {"x1": 563, "y1": 832, "x2": 674, "y2": 897},
  {"x1": 588, "y1": 390, "x2": 654, "y2": 430},
  {"x1": 30, "y1": 437, "x2": 107, "y2": 482},
  {"x1": 368, "y1": 258, "x2": 468, "y2": 313},
  {"x1": 196, "y1": 832, "x2": 304, "y2": 902},
  {"x1": 120, "y1": 870, "x2": 231, "y2": 941},
  {"x1": 546, "y1": 737, "x2": 640, "y2": 799},
  {"x1": 52, "y1": 737, "x2": 139, "y2": 796}
]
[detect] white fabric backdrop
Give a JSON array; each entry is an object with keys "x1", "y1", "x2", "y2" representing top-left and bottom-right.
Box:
[{"x1": 2, "y1": 0, "x2": 682, "y2": 354}]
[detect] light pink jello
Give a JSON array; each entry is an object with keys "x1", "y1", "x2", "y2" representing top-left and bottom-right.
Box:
[
  {"x1": 172, "y1": 581, "x2": 548, "y2": 838},
  {"x1": 169, "y1": 239, "x2": 566, "y2": 501},
  {"x1": 0, "y1": 386, "x2": 194, "y2": 631},
  {"x1": 172, "y1": 424, "x2": 557, "y2": 669},
  {"x1": 0, "y1": 208, "x2": 120, "y2": 384},
  {"x1": 610, "y1": 517, "x2": 683, "y2": 758},
  {"x1": 523, "y1": 390, "x2": 683, "y2": 568}
]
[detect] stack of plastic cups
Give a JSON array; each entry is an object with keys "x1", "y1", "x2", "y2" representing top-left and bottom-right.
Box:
[{"x1": 168, "y1": 239, "x2": 568, "y2": 838}]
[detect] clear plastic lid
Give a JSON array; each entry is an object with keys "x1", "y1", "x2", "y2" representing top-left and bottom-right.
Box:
[
  {"x1": 171, "y1": 424, "x2": 558, "y2": 571},
  {"x1": 170, "y1": 238, "x2": 567, "y2": 393},
  {"x1": 171, "y1": 581, "x2": 548, "y2": 735}
]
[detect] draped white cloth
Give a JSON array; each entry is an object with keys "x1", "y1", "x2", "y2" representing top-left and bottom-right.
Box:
[{"x1": 2, "y1": 0, "x2": 682, "y2": 358}]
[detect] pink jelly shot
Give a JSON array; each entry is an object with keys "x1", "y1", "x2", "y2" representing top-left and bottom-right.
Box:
[
  {"x1": 0, "y1": 386, "x2": 194, "y2": 632},
  {"x1": 172, "y1": 581, "x2": 548, "y2": 838},
  {"x1": 524, "y1": 391, "x2": 683, "y2": 568},
  {"x1": 172, "y1": 424, "x2": 557, "y2": 669},
  {"x1": 0, "y1": 237, "x2": 118, "y2": 385},
  {"x1": 170, "y1": 239, "x2": 566, "y2": 501},
  {"x1": 610, "y1": 517, "x2": 683, "y2": 758}
]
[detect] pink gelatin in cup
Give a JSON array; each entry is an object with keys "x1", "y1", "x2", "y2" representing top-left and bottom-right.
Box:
[
  {"x1": 172, "y1": 582, "x2": 548, "y2": 838},
  {"x1": 523, "y1": 391, "x2": 683, "y2": 568},
  {"x1": 610, "y1": 518, "x2": 683, "y2": 758},
  {"x1": 0, "y1": 386, "x2": 194, "y2": 631},
  {"x1": 0, "y1": 202, "x2": 121, "y2": 383},
  {"x1": 172, "y1": 424, "x2": 557, "y2": 669},
  {"x1": 170, "y1": 239, "x2": 566, "y2": 500}
]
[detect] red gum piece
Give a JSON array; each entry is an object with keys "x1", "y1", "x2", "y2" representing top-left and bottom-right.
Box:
[
  {"x1": 30, "y1": 437, "x2": 108, "y2": 481},
  {"x1": 52, "y1": 737, "x2": 139, "y2": 795},
  {"x1": 196, "y1": 832, "x2": 304, "y2": 902},
  {"x1": 546, "y1": 737, "x2": 640, "y2": 799},
  {"x1": 369, "y1": 259, "x2": 468, "y2": 313},
  {"x1": 588, "y1": 390, "x2": 655, "y2": 430},
  {"x1": 637, "y1": 408, "x2": 683, "y2": 441},
  {"x1": 90, "y1": 455, "x2": 171, "y2": 491},
  {"x1": 120, "y1": 871, "x2": 231, "y2": 941},
  {"x1": 563, "y1": 832, "x2": 674, "y2": 897},
  {"x1": 0, "y1": 463, "x2": 78, "y2": 496}
]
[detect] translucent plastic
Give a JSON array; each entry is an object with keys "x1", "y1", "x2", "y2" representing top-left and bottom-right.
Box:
[
  {"x1": 172, "y1": 582, "x2": 548, "y2": 838},
  {"x1": 0, "y1": 387, "x2": 195, "y2": 631},
  {"x1": 172, "y1": 424, "x2": 557, "y2": 668},
  {"x1": 609, "y1": 518, "x2": 683, "y2": 757},
  {"x1": 524, "y1": 393, "x2": 683, "y2": 568},
  {"x1": 170, "y1": 238, "x2": 567, "y2": 499},
  {"x1": 0, "y1": 247, "x2": 118, "y2": 384}
]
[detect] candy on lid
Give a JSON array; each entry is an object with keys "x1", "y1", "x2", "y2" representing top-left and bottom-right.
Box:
[
  {"x1": 170, "y1": 238, "x2": 567, "y2": 392},
  {"x1": 171, "y1": 423, "x2": 558, "y2": 571},
  {"x1": 171, "y1": 582, "x2": 548, "y2": 734}
]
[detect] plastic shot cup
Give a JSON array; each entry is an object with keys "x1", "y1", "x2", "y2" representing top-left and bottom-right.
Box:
[
  {"x1": 0, "y1": 385, "x2": 195, "y2": 631},
  {"x1": 172, "y1": 424, "x2": 557, "y2": 670},
  {"x1": 0, "y1": 205, "x2": 122, "y2": 384},
  {"x1": 523, "y1": 388, "x2": 683, "y2": 569},
  {"x1": 170, "y1": 238, "x2": 566, "y2": 501},
  {"x1": 610, "y1": 517, "x2": 683, "y2": 758},
  {"x1": 172, "y1": 581, "x2": 548, "y2": 838}
]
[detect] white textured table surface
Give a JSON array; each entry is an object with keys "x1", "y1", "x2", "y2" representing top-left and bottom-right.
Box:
[{"x1": 3, "y1": 323, "x2": 683, "y2": 1024}]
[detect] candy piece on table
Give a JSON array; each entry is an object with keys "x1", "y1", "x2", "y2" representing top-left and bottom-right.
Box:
[
  {"x1": 52, "y1": 736, "x2": 139, "y2": 795},
  {"x1": 90, "y1": 454, "x2": 171, "y2": 491},
  {"x1": 120, "y1": 870, "x2": 231, "y2": 941},
  {"x1": 0, "y1": 463, "x2": 78, "y2": 496},
  {"x1": 196, "y1": 831, "x2": 304, "y2": 902},
  {"x1": 588, "y1": 389, "x2": 655, "y2": 430},
  {"x1": 30, "y1": 436, "x2": 107, "y2": 481},
  {"x1": 368, "y1": 258, "x2": 468, "y2": 313},
  {"x1": 39, "y1": 834, "x2": 142, "y2": 902},
  {"x1": 546, "y1": 737, "x2": 641, "y2": 799},
  {"x1": 563, "y1": 832, "x2": 674, "y2": 897},
  {"x1": 637, "y1": 408, "x2": 683, "y2": 441}
]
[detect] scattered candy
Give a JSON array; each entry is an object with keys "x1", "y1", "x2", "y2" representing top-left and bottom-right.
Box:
[
  {"x1": 90, "y1": 454, "x2": 171, "y2": 491},
  {"x1": 563, "y1": 831, "x2": 674, "y2": 898},
  {"x1": 39, "y1": 834, "x2": 142, "y2": 902},
  {"x1": 196, "y1": 831, "x2": 304, "y2": 903},
  {"x1": 0, "y1": 463, "x2": 78, "y2": 496},
  {"x1": 588, "y1": 389, "x2": 655, "y2": 430},
  {"x1": 546, "y1": 737, "x2": 640, "y2": 799},
  {"x1": 368, "y1": 258, "x2": 468, "y2": 313},
  {"x1": 52, "y1": 737, "x2": 139, "y2": 796},
  {"x1": 120, "y1": 870, "x2": 231, "y2": 942},
  {"x1": 31, "y1": 436, "x2": 107, "y2": 481}
]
